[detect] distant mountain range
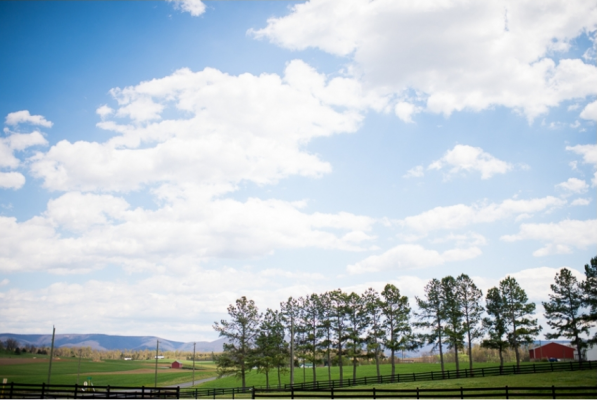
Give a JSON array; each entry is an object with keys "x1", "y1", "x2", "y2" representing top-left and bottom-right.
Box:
[{"x1": 0, "y1": 333, "x2": 226, "y2": 352}]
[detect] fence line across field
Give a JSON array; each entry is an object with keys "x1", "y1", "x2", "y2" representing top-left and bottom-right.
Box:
[{"x1": 252, "y1": 385, "x2": 597, "y2": 399}]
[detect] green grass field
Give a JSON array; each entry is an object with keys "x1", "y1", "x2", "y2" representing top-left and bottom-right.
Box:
[{"x1": 0, "y1": 353, "x2": 218, "y2": 386}]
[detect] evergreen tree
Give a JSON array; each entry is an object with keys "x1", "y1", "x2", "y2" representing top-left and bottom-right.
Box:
[
  {"x1": 299, "y1": 294, "x2": 322, "y2": 383},
  {"x1": 499, "y1": 276, "x2": 541, "y2": 368},
  {"x1": 381, "y1": 283, "x2": 413, "y2": 376},
  {"x1": 581, "y1": 256, "x2": 597, "y2": 345},
  {"x1": 317, "y1": 292, "x2": 334, "y2": 381},
  {"x1": 213, "y1": 296, "x2": 261, "y2": 389},
  {"x1": 415, "y1": 279, "x2": 446, "y2": 373},
  {"x1": 481, "y1": 287, "x2": 509, "y2": 367},
  {"x1": 280, "y1": 296, "x2": 300, "y2": 385},
  {"x1": 362, "y1": 288, "x2": 384, "y2": 378},
  {"x1": 254, "y1": 308, "x2": 286, "y2": 388},
  {"x1": 345, "y1": 291, "x2": 369, "y2": 380},
  {"x1": 543, "y1": 268, "x2": 590, "y2": 362},
  {"x1": 441, "y1": 276, "x2": 465, "y2": 373},
  {"x1": 457, "y1": 274, "x2": 484, "y2": 372},
  {"x1": 329, "y1": 289, "x2": 349, "y2": 381}
]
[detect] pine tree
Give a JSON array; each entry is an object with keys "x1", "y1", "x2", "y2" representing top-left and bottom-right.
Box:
[
  {"x1": 254, "y1": 308, "x2": 286, "y2": 388},
  {"x1": 382, "y1": 284, "x2": 413, "y2": 376},
  {"x1": 499, "y1": 276, "x2": 541, "y2": 368},
  {"x1": 345, "y1": 291, "x2": 369, "y2": 380},
  {"x1": 441, "y1": 276, "x2": 465, "y2": 374},
  {"x1": 317, "y1": 292, "x2": 334, "y2": 381},
  {"x1": 329, "y1": 289, "x2": 349, "y2": 381},
  {"x1": 362, "y1": 288, "x2": 384, "y2": 378},
  {"x1": 299, "y1": 294, "x2": 322, "y2": 383},
  {"x1": 415, "y1": 279, "x2": 446, "y2": 373},
  {"x1": 457, "y1": 274, "x2": 484, "y2": 372},
  {"x1": 581, "y1": 256, "x2": 597, "y2": 345},
  {"x1": 280, "y1": 296, "x2": 300, "y2": 385},
  {"x1": 213, "y1": 296, "x2": 261, "y2": 389},
  {"x1": 543, "y1": 268, "x2": 590, "y2": 362},
  {"x1": 482, "y1": 287, "x2": 509, "y2": 367}
]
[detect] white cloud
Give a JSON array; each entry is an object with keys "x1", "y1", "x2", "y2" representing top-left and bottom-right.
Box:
[
  {"x1": 566, "y1": 143, "x2": 597, "y2": 186},
  {"x1": 167, "y1": 0, "x2": 206, "y2": 17},
  {"x1": 580, "y1": 100, "x2": 597, "y2": 120},
  {"x1": 0, "y1": 191, "x2": 376, "y2": 274},
  {"x1": 571, "y1": 197, "x2": 591, "y2": 206},
  {"x1": 5, "y1": 110, "x2": 53, "y2": 127},
  {"x1": 96, "y1": 105, "x2": 114, "y2": 119},
  {"x1": 252, "y1": 0, "x2": 597, "y2": 121},
  {"x1": 403, "y1": 165, "x2": 424, "y2": 178},
  {"x1": 400, "y1": 196, "x2": 565, "y2": 233},
  {"x1": 430, "y1": 232, "x2": 487, "y2": 247},
  {"x1": 347, "y1": 243, "x2": 481, "y2": 274},
  {"x1": 395, "y1": 102, "x2": 421, "y2": 123},
  {"x1": 30, "y1": 62, "x2": 365, "y2": 193},
  {"x1": 501, "y1": 219, "x2": 597, "y2": 256},
  {"x1": 0, "y1": 172, "x2": 25, "y2": 189},
  {"x1": 428, "y1": 144, "x2": 513, "y2": 179},
  {"x1": 555, "y1": 177, "x2": 588, "y2": 193}
]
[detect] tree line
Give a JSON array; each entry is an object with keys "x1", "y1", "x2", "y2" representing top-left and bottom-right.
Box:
[{"x1": 213, "y1": 256, "x2": 597, "y2": 389}]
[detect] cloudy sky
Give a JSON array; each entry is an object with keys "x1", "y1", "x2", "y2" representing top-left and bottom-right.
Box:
[{"x1": 0, "y1": 0, "x2": 596, "y2": 342}]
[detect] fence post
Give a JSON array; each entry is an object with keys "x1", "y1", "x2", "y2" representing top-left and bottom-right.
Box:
[
  {"x1": 482, "y1": 368, "x2": 485, "y2": 377},
  {"x1": 177, "y1": 386, "x2": 180, "y2": 399},
  {"x1": 551, "y1": 362, "x2": 554, "y2": 372},
  {"x1": 431, "y1": 371, "x2": 434, "y2": 380},
  {"x1": 252, "y1": 386, "x2": 255, "y2": 400},
  {"x1": 292, "y1": 387, "x2": 295, "y2": 400},
  {"x1": 330, "y1": 387, "x2": 333, "y2": 400},
  {"x1": 413, "y1": 372, "x2": 416, "y2": 381},
  {"x1": 533, "y1": 364, "x2": 536, "y2": 373},
  {"x1": 569, "y1": 362, "x2": 573, "y2": 371},
  {"x1": 552, "y1": 385, "x2": 555, "y2": 399},
  {"x1": 107, "y1": 384, "x2": 110, "y2": 398},
  {"x1": 373, "y1": 387, "x2": 376, "y2": 400},
  {"x1": 416, "y1": 387, "x2": 419, "y2": 400},
  {"x1": 74, "y1": 383, "x2": 78, "y2": 399},
  {"x1": 41, "y1": 382, "x2": 45, "y2": 399},
  {"x1": 505, "y1": 385, "x2": 509, "y2": 400},
  {"x1": 142, "y1": 385, "x2": 145, "y2": 399},
  {"x1": 10, "y1": 382, "x2": 14, "y2": 399},
  {"x1": 460, "y1": 387, "x2": 464, "y2": 399},
  {"x1": 232, "y1": 388, "x2": 235, "y2": 399}
]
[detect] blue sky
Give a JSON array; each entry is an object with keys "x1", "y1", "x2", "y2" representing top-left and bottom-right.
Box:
[{"x1": 0, "y1": 0, "x2": 595, "y2": 342}]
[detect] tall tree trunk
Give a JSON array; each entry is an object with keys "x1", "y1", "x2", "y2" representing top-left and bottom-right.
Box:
[
  {"x1": 467, "y1": 326, "x2": 473, "y2": 373},
  {"x1": 498, "y1": 347, "x2": 504, "y2": 367},
  {"x1": 277, "y1": 366, "x2": 281, "y2": 388},
  {"x1": 266, "y1": 370, "x2": 269, "y2": 389},
  {"x1": 391, "y1": 349, "x2": 395, "y2": 376},
  {"x1": 290, "y1": 320, "x2": 294, "y2": 385},
  {"x1": 327, "y1": 346, "x2": 331, "y2": 381},
  {"x1": 338, "y1": 344, "x2": 343, "y2": 382},
  {"x1": 375, "y1": 345, "x2": 380, "y2": 378}
]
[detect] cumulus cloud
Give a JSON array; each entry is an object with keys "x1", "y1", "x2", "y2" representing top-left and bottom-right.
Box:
[
  {"x1": 400, "y1": 196, "x2": 565, "y2": 233},
  {"x1": 403, "y1": 165, "x2": 424, "y2": 179},
  {"x1": 395, "y1": 102, "x2": 421, "y2": 123},
  {"x1": 501, "y1": 219, "x2": 597, "y2": 256},
  {"x1": 252, "y1": 0, "x2": 597, "y2": 122},
  {"x1": 30, "y1": 62, "x2": 368, "y2": 193},
  {"x1": 0, "y1": 172, "x2": 26, "y2": 189},
  {"x1": 5, "y1": 110, "x2": 53, "y2": 127},
  {"x1": 167, "y1": 0, "x2": 206, "y2": 16},
  {"x1": 347, "y1": 243, "x2": 481, "y2": 274},
  {"x1": 428, "y1": 145, "x2": 513, "y2": 179},
  {"x1": 555, "y1": 177, "x2": 589, "y2": 194},
  {"x1": 571, "y1": 197, "x2": 591, "y2": 206},
  {"x1": 580, "y1": 100, "x2": 597, "y2": 120},
  {"x1": 566, "y1": 143, "x2": 597, "y2": 186},
  {"x1": 96, "y1": 105, "x2": 114, "y2": 119}
]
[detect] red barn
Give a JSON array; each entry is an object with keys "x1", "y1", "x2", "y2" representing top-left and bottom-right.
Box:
[
  {"x1": 171, "y1": 361, "x2": 183, "y2": 369},
  {"x1": 529, "y1": 342, "x2": 575, "y2": 361}
]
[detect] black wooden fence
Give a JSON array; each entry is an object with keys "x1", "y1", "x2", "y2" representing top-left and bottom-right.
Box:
[
  {"x1": 0, "y1": 382, "x2": 180, "y2": 399},
  {"x1": 284, "y1": 360, "x2": 597, "y2": 391},
  {"x1": 253, "y1": 385, "x2": 597, "y2": 399}
]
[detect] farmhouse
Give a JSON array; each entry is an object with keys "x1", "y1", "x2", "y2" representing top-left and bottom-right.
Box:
[
  {"x1": 171, "y1": 360, "x2": 183, "y2": 369},
  {"x1": 529, "y1": 342, "x2": 575, "y2": 361}
]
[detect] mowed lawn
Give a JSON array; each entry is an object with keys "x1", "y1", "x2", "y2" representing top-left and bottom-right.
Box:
[
  {"x1": 198, "y1": 361, "x2": 526, "y2": 389},
  {"x1": 0, "y1": 355, "x2": 218, "y2": 386}
]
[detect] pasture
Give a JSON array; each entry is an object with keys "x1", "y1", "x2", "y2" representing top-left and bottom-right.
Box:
[{"x1": 0, "y1": 352, "x2": 218, "y2": 386}]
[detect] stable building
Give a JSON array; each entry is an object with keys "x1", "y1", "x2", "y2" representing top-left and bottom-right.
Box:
[
  {"x1": 171, "y1": 360, "x2": 183, "y2": 369},
  {"x1": 529, "y1": 342, "x2": 575, "y2": 361}
]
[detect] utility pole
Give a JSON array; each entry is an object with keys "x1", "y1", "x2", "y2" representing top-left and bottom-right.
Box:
[
  {"x1": 290, "y1": 318, "x2": 294, "y2": 385},
  {"x1": 192, "y1": 342, "x2": 196, "y2": 386},
  {"x1": 77, "y1": 349, "x2": 82, "y2": 385},
  {"x1": 47, "y1": 326, "x2": 56, "y2": 386},
  {"x1": 154, "y1": 340, "x2": 160, "y2": 388}
]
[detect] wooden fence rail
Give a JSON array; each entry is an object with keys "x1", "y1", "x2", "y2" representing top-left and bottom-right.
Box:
[
  {"x1": 0, "y1": 382, "x2": 180, "y2": 399},
  {"x1": 283, "y1": 360, "x2": 596, "y2": 391},
  {"x1": 253, "y1": 385, "x2": 597, "y2": 399}
]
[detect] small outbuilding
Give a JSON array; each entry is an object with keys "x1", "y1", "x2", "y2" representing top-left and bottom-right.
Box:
[
  {"x1": 171, "y1": 361, "x2": 183, "y2": 369},
  {"x1": 529, "y1": 342, "x2": 575, "y2": 361}
]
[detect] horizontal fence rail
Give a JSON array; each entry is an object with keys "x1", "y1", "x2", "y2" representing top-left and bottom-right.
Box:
[
  {"x1": 0, "y1": 382, "x2": 180, "y2": 399},
  {"x1": 179, "y1": 386, "x2": 253, "y2": 399},
  {"x1": 254, "y1": 385, "x2": 597, "y2": 399},
  {"x1": 283, "y1": 360, "x2": 596, "y2": 391}
]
